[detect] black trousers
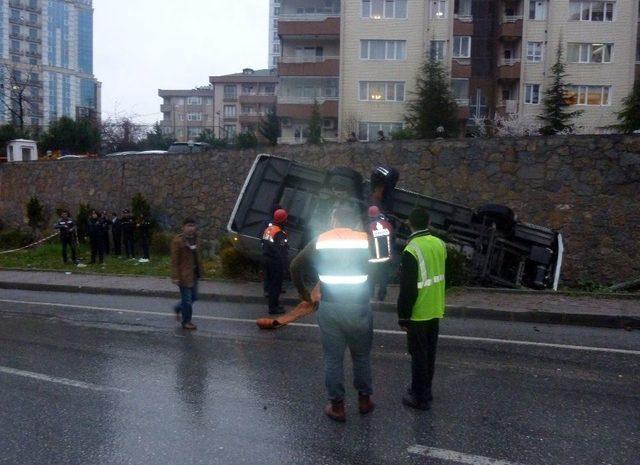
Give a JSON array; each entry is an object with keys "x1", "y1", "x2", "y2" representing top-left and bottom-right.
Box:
[
  {"x1": 113, "y1": 231, "x2": 122, "y2": 256},
  {"x1": 407, "y1": 319, "x2": 439, "y2": 403},
  {"x1": 90, "y1": 237, "x2": 104, "y2": 264},
  {"x1": 61, "y1": 238, "x2": 77, "y2": 264},
  {"x1": 123, "y1": 234, "x2": 135, "y2": 258},
  {"x1": 140, "y1": 236, "x2": 150, "y2": 259},
  {"x1": 102, "y1": 232, "x2": 110, "y2": 255},
  {"x1": 264, "y1": 257, "x2": 284, "y2": 311}
]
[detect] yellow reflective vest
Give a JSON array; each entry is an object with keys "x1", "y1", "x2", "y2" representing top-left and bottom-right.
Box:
[{"x1": 404, "y1": 234, "x2": 447, "y2": 321}]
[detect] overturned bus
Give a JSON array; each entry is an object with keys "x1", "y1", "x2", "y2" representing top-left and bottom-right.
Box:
[{"x1": 228, "y1": 154, "x2": 564, "y2": 290}]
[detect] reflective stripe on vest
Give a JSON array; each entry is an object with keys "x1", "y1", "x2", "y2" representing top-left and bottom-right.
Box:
[
  {"x1": 406, "y1": 242, "x2": 445, "y2": 289},
  {"x1": 316, "y1": 228, "x2": 370, "y2": 286},
  {"x1": 262, "y1": 224, "x2": 284, "y2": 243}
]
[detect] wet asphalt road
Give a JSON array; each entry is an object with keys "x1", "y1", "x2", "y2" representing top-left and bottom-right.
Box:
[{"x1": 0, "y1": 289, "x2": 638, "y2": 465}]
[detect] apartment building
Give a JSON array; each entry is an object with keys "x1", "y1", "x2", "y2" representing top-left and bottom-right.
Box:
[
  {"x1": 158, "y1": 87, "x2": 215, "y2": 142},
  {"x1": 0, "y1": 0, "x2": 100, "y2": 128},
  {"x1": 209, "y1": 68, "x2": 277, "y2": 140},
  {"x1": 276, "y1": 0, "x2": 341, "y2": 143},
  {"x1": 275, "y1": 0, "x2": 640, "y2": 142},
  {"x1": 269, "y1": 0, "x2": 281, "y2": 68}
]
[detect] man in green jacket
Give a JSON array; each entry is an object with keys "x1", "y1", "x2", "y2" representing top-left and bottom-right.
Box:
[{"x1": 397, "y1": 207, "x2": 447, "y2": 410}]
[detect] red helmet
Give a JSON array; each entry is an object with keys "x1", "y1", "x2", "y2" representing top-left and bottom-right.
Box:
[
  {"x1": 368, "y1": 206, "x2": 381, "y2": 218},
  {"x1": 273, "y1": 209, "x2": 288, "y2": 224}
]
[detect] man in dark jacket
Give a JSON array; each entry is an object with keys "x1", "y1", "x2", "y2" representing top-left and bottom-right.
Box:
[
  {"x1": 121, "y1": 209, "x2": 135, "y2": 259},
  {"x1": 171, "y1": 218, "x2": 203, "y2": 330},
  {"x1": 101, "y1": 211, "x2": 111, "y2": 255},
  {"x1": 367, "y1": 205, "x2": 394, "y2": 301},
  {"x1": 111, "y1": 212, "x2": 123, "y2": 257},
  {"x1": 137, "y1": 214, "x2": 153, "y2": 262},
  {"x1": 54, "y1": 210, "x2": 78, "y2": 265},
  {"x1": 261, "y1": 209, "x2": 289, "y2": 315},
  {"x1": 87, "y1": 210, "x2": 106, "y2": 264}
]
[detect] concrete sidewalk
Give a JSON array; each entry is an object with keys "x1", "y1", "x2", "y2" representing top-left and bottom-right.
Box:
[{"x1": 0, "y1": 269, "x2": 638, "y2": 329}]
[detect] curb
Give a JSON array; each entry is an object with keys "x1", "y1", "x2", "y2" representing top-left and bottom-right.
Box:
[{"x1": 0, "y1": 281, "x2": 638, "y2": 330}]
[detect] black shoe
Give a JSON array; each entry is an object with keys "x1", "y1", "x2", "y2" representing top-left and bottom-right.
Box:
[
  {"x1": 406, "y1": 387, "x2": 433, "y2": 402},
  {"x1": 402, "y1": 393, "x2": 430, "y2": 411}
]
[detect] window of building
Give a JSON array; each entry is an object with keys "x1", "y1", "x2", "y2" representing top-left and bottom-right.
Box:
[
  {"x1": 430, "y1": 0, "x2": 448, "y2": 19},
  {"x1": 10, "y1": 40, "x2": 20, "y2": 53},
  {"x1": 273, "y1": 42, "x2": 281, "y2": 54},
  {"x1": 569, "y1": 1, "x2": 614, "y2": 21},
  {"x1": 567, "y1": 43, "x2": 613, "y2": 63},
  {"x1": 430, "y1": 40, "x2": 446, "y2": 61},
  {"x1": 10, "y1": 9, "x2": 20, "y2": 21},
  {"x1": 29, "y1": 28, "x2": 37, "y2": 39},
  {"x1": 264, "y1": 85, "x2": 276, "y2": 94},
  {"x1": 524, "y1": 84, "x2": 540, "y2": 104},
  {"x1": 360, "y1": 40, "x2": 407, "y2": 60},
  {"x1": 357, "y1": 122, "x2": 403, "y2": 141},
  {"x1": 526, "y1": 42, "x2": 543, "y2": 62},
  {"x1": 186, "y1": 113, "x2": 202, "y2": 121},
  {"x1": 274, "y1": 6, "x2": 280, "y2": 15},
  {"x1": 452, "y1": 36, "x2": 471, "y2": 58},
  {"x1": 528, "y1": 0, "x2": 546, "y2": 20},
  {"x1": 224, "y1": 85, "x2": 237, "y2": 99},
  {"x1": 11, "y1": 24, "x2": 20, "y2": 36},
  {"x1": 205, "y1": 97, "x2": 213, "y2": 105},
  {"x1": 187, "y1": 97, "x2": 202, "y2": 105},
  {"x1": 224, "y1": 125, "x2": 237, "y2": 139},
  {"x1": 454, "y1": 0, "x2": 472, "y2": 18},
  {"x1": 451, "y1": 79, "x2": 469, "y2": 103},
  {"x1": 223, "y1": 105, "x2": 237, "y2": 117},
  {"x1": 565, "y1": 85, "x2": 611, "y2": 105},
  {"x1": 358, "y1": 81, "x2": 405, "y2": 101},
  {"x1": 362, "y1": 0, "x2": 408, "y2": 19},
  {"x1": 188, "y1": 127, "x2": 202, "y2": 138}
]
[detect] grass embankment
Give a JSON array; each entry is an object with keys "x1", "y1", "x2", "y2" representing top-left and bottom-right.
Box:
[{"x1": 0, "y1": 242, "x2": 227, "y2": 279}]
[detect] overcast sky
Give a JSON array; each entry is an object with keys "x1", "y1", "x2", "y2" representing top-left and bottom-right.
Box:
[{"x1": 94, "y1": 0, "x2": 269, "y2": 127}]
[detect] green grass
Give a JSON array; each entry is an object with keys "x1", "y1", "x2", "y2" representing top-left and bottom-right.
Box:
[{"x1": 0, "y1": 242, "x2": 228, "y2": 279}]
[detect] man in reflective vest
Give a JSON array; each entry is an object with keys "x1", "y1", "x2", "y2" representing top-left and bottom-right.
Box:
[
  {"x1": 290, "y1": 207, "x2": 375, "y2": 422},
  {"x1": 261, "y1": 209, "x2": 289, "y2": 315},
  {"x1": 397, "y1": 207, "x2": 446, "y2": 410}
]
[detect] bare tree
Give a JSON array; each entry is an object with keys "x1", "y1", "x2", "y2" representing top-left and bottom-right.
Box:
[
  {"x1": 342, "y1": 112, "x2": 362, "y2": 140},
  {"x1": 100, "y1": 117, "x2": 146, "y2": 153},
  {"x1": 0, "y1": 63, "x2": 41, "y2": 133}
]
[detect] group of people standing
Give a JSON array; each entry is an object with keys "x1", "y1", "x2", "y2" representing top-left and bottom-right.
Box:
[{"x1": 55, "y1": 209, "x2": 153, "y2": 265}]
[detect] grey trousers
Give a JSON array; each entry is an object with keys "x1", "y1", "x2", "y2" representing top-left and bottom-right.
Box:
[{"x1": 317, "y1": 300, "x2": 373, "y2": 401}]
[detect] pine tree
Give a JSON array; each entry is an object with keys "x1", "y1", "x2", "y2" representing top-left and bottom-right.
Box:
[
  {"x1": 26, "y1": 196, "x2": 45, "y2": 237},
  {"x1": 307, "y1": 99, "x2": 322, "y2": 145},
  {"x1": 613, "y1": 79, "x2": 640, "y2": 133},
  {"x1": 538, "y1": 42, "x2": 583, "y2": 135},
  {"x1": 405, "y1": 58, "x2": 459, "y2": 139},
  {"x1": 259, "y1": 109, "x2": 281, "y2": 146}
]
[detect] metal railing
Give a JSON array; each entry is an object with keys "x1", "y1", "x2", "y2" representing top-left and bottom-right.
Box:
[
  {"x1": 278, "y1": 95, "x2": 338, "y2": 104},
  {"x1": 502, "y1": 14, "x2": 523, "y2": 22},
  {"x1": 454, "y1": 14, "x2": 473, "y2": 22},
  {"x1": 278, "y1": 55, "x2": 339, "y2": 64},
  {"x1": 499, "y1": 58, "x2": 521, "y2": 66},
  {"x1": 278, "y1": 12, "x2": 340, "y2": 21}
]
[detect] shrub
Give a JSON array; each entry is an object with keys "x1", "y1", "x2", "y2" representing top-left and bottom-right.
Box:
[
  {"x1": 445, "y1": 246, "x2": 471, "y2": 288},
  {"x1": 0, "y1": 230, "x2": 34, "y2": 249},
  {"x1": 236, "y1": 131, "x2": 258, "y2": 149},
  {"x1": 390, "y1": 128, "x2": 415, "y2": 141},
  {"x1": 131, "y1": 193, "x2": 151, "y2": 220},
  {"x1": 150, "y1": 231, "x2": 173, "y2": 255},
  {"x1": 26, "y1": 196, "x2": 45, "y2": 234}
]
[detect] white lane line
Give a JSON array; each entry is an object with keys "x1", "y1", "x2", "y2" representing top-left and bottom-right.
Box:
[
  {"x1": 0, "y1": 366, "x2": 130, "y2": 393},
  {"x1": 408, "y1": 445, "x2": 524, "y2": 465},
  {"x1": 1, "y1": 298, "x2": 639, "y2": 356}
]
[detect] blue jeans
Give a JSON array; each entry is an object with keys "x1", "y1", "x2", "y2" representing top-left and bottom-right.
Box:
[
  {"x1": 175, "y1": 282, "x2": 198, "y2": 325},
  {"x1": 317, "y1": 300, "x2": 373, "y2": 401}
]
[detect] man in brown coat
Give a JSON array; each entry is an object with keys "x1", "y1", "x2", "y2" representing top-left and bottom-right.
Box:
[{"x1": 171, "y1": 218, "x2": 203, "y2": 330}]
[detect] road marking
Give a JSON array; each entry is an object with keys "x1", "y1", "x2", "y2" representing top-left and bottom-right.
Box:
[
  {"x1": 0, "y1": 366, "x2": 130, "y2": 393},
  {"x1": 408, "y1": 445, "x2": 524, "y2": 465},
  {"x1": 1, "y1": 298, "x2": 639, "y2": 356}
]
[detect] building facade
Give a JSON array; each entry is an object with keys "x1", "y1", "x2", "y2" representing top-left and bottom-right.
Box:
[
  {"x1": 275, "y1": 0, "x2": 640, "y2": 142},
  {"x1": 0, "y1": 0, "x2": 100, "y2": 129},
  {"x1": 209, "y1": 68, "x2": 277, "y2": 140},
  {"x1": 158, "y1": 87, "x2": 215, "y2": 142},
  {"x1": 268, "y1": 0, "x2": 281, "y2": 68}
]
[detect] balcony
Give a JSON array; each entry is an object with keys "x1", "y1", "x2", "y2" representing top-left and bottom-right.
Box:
[
  {"x1": 496, "y1": 99, "x2": 519, "y2": 116},
  {"x1": 497, "y1": 59, "x2": 521, "y2": 80},
  {"x1": 278, "y1": 57, "x2": 339, "y2": 77},
  {"x1": 453, "y1": 19, "x2": 474, "y2": 35},
  {"x1": 278, "y1": 17, "x2": 340, "y2": 38},
  {"x1": 239, "y1": 93, "x2": 277, "y2": 104},
  {"x1": 160, "y1": 104, "x2": 174, "y2": 113},
  {"x1": 277, "y1": 100, "x2": 338, "y2": 119},
  {"x1": 25, "y1": 50, "x2": 41, "y2": 59},
  {"x1": 498, "y1": 17, "x2": 523, "y2": 40},
  {"x1": 451, "y1": 58, "x2": 472, "y2": 78},
  {"x1": 239, "y1": 112, "x2": 268, "y2": 124}
]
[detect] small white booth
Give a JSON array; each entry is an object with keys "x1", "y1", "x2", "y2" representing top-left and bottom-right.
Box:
[{"x1": 7, "y1": 139, "x2": 38, "y2": 162}]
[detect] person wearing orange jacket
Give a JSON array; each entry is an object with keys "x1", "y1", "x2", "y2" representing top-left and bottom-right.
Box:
[{"x1": 261, "y1": 209, "x2": 289, "y2": 315}]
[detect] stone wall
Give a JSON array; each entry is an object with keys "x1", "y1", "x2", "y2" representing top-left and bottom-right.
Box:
[{"x1": 1, "y1": 135, "x2": 639, "y2": 285}]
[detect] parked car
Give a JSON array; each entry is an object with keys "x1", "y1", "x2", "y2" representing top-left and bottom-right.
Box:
[
  {"x1": 57, "y1": 155, "x2": 88, "y2": 161},
  {"x1": 167, "y1": 142, "x2": 211, "y2": 154},
  {"x1": 105, "y1": 151, "x2": 140, "y2": 158}
]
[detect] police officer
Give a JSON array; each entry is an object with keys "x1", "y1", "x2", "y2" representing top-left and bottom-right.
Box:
[
  {"x1": 261, "y1": 209, "x2": 288, "y2": 315},
  {"x1": 54, "y1": 210, "x2": 78, "y2": 265},
  {"x1": 111, "y1": 212, "x2": 123, "y2": 257},
  {"x1": 367, "y1": 205, "x2": 394, "y2": 301},
  {"x1": 121, "y1": 209, "x2": 135, "y2": 259},
  {"x1": 137, "y1": 214, "x2": 153, "y2": 262},
  {"x1": 290, "y1": 207, "x2": 375, "y2": 422},
  {"x1": 87, "y1": 210, "x2": 106, "y2": 264},
  {"x1": 397, "y1": 207, "x2": 447, "y2": 410}
]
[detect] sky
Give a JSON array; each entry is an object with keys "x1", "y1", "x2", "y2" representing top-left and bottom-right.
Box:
[{"x1": 94, "y1": 0, "x2": 269, "y2": 127}]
